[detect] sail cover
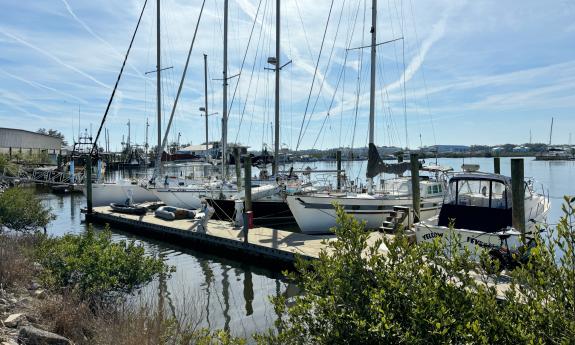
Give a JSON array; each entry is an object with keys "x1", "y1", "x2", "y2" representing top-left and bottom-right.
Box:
[{"x1": 366, "y1": 143, "x2": 411, "y2": 178}]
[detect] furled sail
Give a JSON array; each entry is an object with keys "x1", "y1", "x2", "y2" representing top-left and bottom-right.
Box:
[{"x1": 366, "y1": 143, "x2": 411, "y2": 178}]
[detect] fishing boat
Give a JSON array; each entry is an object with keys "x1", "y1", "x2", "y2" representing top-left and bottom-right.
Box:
[{"x1": 415, "y1": 172, "x2": 550, "y2": 255}]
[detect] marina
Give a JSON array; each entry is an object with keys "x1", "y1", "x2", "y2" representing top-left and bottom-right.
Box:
[{"x1": 0, "y1": 0, "x2": 574, "y2": 342}]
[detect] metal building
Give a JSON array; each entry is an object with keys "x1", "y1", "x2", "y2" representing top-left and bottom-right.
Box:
[{"x1": 0, "y1": 127, "x2": 63, "y2": 156}]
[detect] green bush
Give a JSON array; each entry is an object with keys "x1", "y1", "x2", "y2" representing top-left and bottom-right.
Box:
[
  {"x1": 262, "y1": 201, "x2": 575, "y2": 344},
  {"x1": 37, "y1": 227, "x2": 173, "y2": 304},
  {"x1": 0, "y1": 187, "x2": 54, "y2": 233}
]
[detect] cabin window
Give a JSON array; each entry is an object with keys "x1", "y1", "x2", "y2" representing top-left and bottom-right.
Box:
[{"x1": 427, "y1": 186, "x2": 433, "y2": 194}]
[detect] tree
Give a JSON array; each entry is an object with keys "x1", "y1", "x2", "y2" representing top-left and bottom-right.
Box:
[
  {"x1": 37, "y1": 128, "x2": 68, "y2": 145},
  {"x1": 262, "y1": 202, "x2": 575, "y2": 344},
  {"x1": 0, "y1": 187, "x2": 54, "y2": 233}
]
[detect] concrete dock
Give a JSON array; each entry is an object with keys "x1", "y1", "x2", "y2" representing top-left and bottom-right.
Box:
[{"x1": 86, "y1": 206, "x2": 391, "y2": 265}]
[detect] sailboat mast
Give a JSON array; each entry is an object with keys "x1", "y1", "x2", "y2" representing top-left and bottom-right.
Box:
[
  {"x1": 156, "y1": 0, "x2": 162, "y2": 168},
  {"x1": 367, "y1": 0, "x2": 377, "y2": 193},
  {"x1": 273, "y1": 0, "x2": 280, "y2": 176},
  {"x1": 222, "y1": 0, "x2": 229, "y2": 178},
  {"x1": 204, "y1": 54, "x2": 209, "y2": 158}
]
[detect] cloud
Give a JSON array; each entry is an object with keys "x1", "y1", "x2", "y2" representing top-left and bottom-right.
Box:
[{"x1": 0, "y1": 30, "x2": 111, "y2": 90}]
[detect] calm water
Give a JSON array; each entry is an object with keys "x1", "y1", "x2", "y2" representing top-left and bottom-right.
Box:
[{"x1": 36, "y1": 156, "x2": 575, "y2": 337}]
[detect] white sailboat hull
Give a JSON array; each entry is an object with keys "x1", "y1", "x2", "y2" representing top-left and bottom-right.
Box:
[
  {"x1": 286, "y1": 194, "x2": 442, "y2": 234},
  {"x1": 86, "y1": 183, "x2": 159, "y2": 206},
  {"x1": 150, "y1": 188, "x2": 204, "y2": 209}
]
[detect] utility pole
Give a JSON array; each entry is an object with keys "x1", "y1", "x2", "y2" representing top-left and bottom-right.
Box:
[
  {"x1": 222, "y1": 0, "x2": 229, "y2": 178},
  {"x1": 367, "y1": 0, "x2": 377, "y2": 194}
]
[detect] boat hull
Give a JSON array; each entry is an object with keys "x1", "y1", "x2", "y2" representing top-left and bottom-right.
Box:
[
  {"x1": 206, "y1": 198, "x2": 295, "y2": 226},
  {"x1": 286, "y1": 194, "x2": 442, "y2": 234},
  {"x1": 86, "y1": 183, "x2": 159, "y2": 206},
  {"x1": 150, "y1": 188, "x2": 203, "y2": 209}
]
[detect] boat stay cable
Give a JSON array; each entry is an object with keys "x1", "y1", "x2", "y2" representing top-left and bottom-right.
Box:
[
  {"x1": 91, "y1": 0, "x2": 149, "y2": 156},
  {"x1": 295, "y1": 0, "x2": 336, "y2": 151},
  {"x1": 151, "y1": 0, "x2": 207, "y2": 182}
]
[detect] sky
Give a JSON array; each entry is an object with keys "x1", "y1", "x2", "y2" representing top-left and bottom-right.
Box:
[{"x1": 0, "y1": 0, "x2": 574, "y2": 151}]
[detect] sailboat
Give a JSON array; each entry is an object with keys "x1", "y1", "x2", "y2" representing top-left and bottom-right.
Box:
[{"x1": 285, "y1": 0, "x2": 444, "y2": 234}]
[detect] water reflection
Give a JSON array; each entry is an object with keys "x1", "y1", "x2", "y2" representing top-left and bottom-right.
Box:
[{"x1": 31, "y1": 157, "x2": 575, "y2": 337}]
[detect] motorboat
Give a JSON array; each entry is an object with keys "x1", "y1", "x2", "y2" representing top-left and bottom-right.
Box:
[{"x1": 415, "y1": 172, "x2": 550, "y2": 256}]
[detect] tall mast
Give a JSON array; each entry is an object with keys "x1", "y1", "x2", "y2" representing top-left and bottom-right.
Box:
[
  {"x1": 367, "y1": 0, "x2": 377, "y2": 193},
  {"x1": 145, "y1": 118, "x2": 149, "y2": 153},
  {"x1": 273, "y1": 0, "x2": 280, "y2": 176},
  {"x1": 222, "y1": 0, "x2": 229, "y2": 178},
  {"x1": 204, "y1": 54, "x2": 209, "y2": 158},
  {"x1": 127, "y1": 119, "x2": 131, "y2": 148},
  {"x1": 156, "y1": 0, "x2": 162, "y2": 169}
]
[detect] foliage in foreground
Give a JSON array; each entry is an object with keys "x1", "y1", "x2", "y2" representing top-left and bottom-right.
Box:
[
  {"x1": 36, "y1": 227, "x2": 172, "y2": 303},
  {"x1": 263, "y1": 199, "x2": 575, "y2": 344},
  {"x1": 0, "y1": 186, "x2": 54, "y2": 233}
]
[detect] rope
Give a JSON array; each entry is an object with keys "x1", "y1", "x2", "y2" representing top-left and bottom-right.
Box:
[
  {"x1": 295, "y1": 0, "x2": 336, "y2": 151},
  {"x1": 91, "y1": 0, "x2": 148, "y2": 155},
  {"x1": 227, "y1": 0, "x2": 264, "y2": 120}
]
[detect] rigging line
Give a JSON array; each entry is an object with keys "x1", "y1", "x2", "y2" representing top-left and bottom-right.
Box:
[
  {"x1": 402, "y1": 20, "x2": 408, "y2": 149},
  {"x1": 293, "y1": 0, "x2": 316, "y2": 63},
  {"x1": 91, "y1": 0, "x2": 148, "y2": 155},
  {"x1": 311, "y1": 50, "x2": 349, "y2": 151},
  {"x1": 295, "y1": 0, "x2": 336, "y2": 151},
  {"x1": 304, "y1": 0, "x2": 347, "y2": 143},
  {"x1": 227, "y1": 0, "x2": 264, "y2": 117},
  {"x1": 234, "y1": 0, "x2": 269, "y2": 143},
  {"x1": 339, "y1": 0, "x2": 362, "y2": 149},
  {"x1": 408, "y1": 0, "x2": 436, "y2": 146},
  {"x1": 350, "y1": 0, "x2": 367, "y2": 153},
  {"x1": 152, "y1": 0, "x2": 207, "y2": 179}
]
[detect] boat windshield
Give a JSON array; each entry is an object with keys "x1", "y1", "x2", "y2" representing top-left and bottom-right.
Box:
[{"x1": 449, "y1": 179, "x2": 508, "y2": 209}]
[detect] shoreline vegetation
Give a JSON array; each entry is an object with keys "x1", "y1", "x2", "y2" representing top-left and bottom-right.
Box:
[{"x1": 1, "y1": 187, "x2": 574, "y2": 344}]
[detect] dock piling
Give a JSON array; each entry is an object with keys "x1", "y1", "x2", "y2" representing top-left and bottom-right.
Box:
[
  {"x1": 243, "y1": 155, "x2": 252, "y2": 242},
  {"x1": 410, "y1": 153, "x2": 420, "y2": 224},
  {"x1": 234, "y1": 147, "x2": 242, "y2": 189},
  {"x1": 511, "y1": 158, "x2": 526, "y2": 240},
  {"x1": 336, "y1": 150, "x2": 342, "y2": 191},
  {"x1": 86, "y1": 155, "x2": 93, "y2": 214},
  {"x1": 494, "y1": 157, "x2": 501, "y2": 174}
]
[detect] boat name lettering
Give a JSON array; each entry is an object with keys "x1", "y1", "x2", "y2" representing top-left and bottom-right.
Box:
[{"x1": 422, "y1": 232, "x2": 443, "y2": 241}]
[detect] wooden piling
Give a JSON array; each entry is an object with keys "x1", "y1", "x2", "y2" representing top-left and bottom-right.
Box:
[
  {"x1": 511, "y1": 158, "x2": 525, "y2": 240},
  {"x1": 336, "y1": 150, "x2": 342, "y2": 191},
  {"x1": 243, "y1": 155, "x2": 252, "y2": 243},
  {"x1": 494, "y1": 157, "x2": 501, "y2": 174},
  {"x1": 410, "y1": 153, "x2": 420, "y2": 224},
  {"x1": 234, "y1": 147, "x2": 241, "y2": 189},
  {"x1": 86, "y1": 155, "x2": 93, "y2": 214}
]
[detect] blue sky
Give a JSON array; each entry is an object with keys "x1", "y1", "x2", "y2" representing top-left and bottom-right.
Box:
[{"x1": 0, "y1": 0, "x2": 573, "y2": 151}]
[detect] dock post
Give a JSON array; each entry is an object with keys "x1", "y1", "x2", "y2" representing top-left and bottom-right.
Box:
[
  {"x1": 336, "y1": 150, "x2": 342, "y2": 191},
  {"x1": 243, "y1": 155, "x2": 252, "y2": 243},
  {"x1": 86, "y1": 155, "x2": 93, "y2": 215},
  {"x1": 511, "y1": 158, "x2": 525, "y2": 241},
  {"x1": 494, "y1": 157, "x2": 501, "y2": 174},
  {"x1": 410, "y1": 153, "x2": 420, "y2": 224},
  {"x1": 234, "y1": 147, "x2": 242, "y2": 189}
]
